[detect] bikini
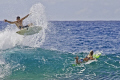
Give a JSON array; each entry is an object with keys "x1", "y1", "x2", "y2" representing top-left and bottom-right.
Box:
[
  {"x1": 85, "y1": 56, "x2": 90, "y2": 60},
  {"x1": 78, "y1": 59, "x2": 84, "y2": 63},
  {"x1": 78, "y1": 55, "x2": 91, "y2": 63}
]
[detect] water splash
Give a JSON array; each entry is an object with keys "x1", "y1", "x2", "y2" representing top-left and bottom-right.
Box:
[
  {"x1": 0, "y1": 25, "x2": 23, "y2": 50},
  {"x1": 22, "y1": 3, "x2": 48, "y2": 47}
]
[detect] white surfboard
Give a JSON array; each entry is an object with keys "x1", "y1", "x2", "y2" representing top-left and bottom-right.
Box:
[{"x1": 16, "y1": 26, "x2": 42, "y2": 35}]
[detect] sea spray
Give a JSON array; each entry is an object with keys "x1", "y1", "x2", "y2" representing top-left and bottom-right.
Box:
[
  {"x1": 21, "y1": 3, "x2": 48, "y2": 47},
  {"x1": 0, "y1": 25, "x2": 23, "y2": 50}
]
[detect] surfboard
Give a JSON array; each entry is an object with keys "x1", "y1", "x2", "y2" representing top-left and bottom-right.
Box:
[
  {"x1": 72, "y1": 53, "x2": 102, "y2": 66},
  {"x1": 93, "y1": 53, "x2": 101, "y2": 59},
  {"x1": 16, "y1": 26, "x2": 42, "y2": 35}
]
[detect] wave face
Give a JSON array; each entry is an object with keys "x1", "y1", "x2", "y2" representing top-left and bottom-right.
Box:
[
  {"x1": 1, "y1": 47, "x2": 120, "y2": 80},
  {"x1": 0, "y1": 3, "x2": 120, "y2": 80}
]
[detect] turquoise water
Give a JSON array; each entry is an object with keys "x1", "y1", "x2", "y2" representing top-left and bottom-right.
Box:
[{"x1": 1, "y1": 46, "x2": 120, "y2": 80}]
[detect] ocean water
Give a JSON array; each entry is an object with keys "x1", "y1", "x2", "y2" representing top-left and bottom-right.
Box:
[{"x1": 0, "y1": 3, "x2": 120, "y2": 80}]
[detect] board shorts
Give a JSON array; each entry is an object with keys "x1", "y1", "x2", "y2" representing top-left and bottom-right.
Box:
[
  {"x1": 19, "y1": 25, "x2": 29, "y2": 29},
  {"x1": 78, "y1": 59, "x2": 84, "y2": 63}
]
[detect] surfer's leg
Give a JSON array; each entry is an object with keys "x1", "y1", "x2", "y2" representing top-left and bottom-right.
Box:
[{"x1": 75, "y1": 56, "x2": 79, "y2": 64}]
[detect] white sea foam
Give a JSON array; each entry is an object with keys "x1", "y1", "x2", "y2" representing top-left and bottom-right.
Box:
[{"x1": 0, "y1": 25, "x2": 23, "y2": 50}]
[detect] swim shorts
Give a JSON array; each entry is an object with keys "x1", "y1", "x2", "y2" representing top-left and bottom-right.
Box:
[
  {"x1": 78, "y1": 59, "x2": 84, "y2": 63},
  {"x1": 19, "y1": 25, "x2": 29, "y2": 29}
]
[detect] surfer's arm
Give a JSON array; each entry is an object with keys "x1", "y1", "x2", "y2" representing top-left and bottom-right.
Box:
[
  {"x1": 4, "y1": 19, "x2": 15, "y2": 24},
  {"x1": 21, "y1": 14, "x2": 30, "y2": 21}
]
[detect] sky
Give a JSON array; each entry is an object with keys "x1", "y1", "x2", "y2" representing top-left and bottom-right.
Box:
[{"x1": 1, "y1": 0, "x2": 120, "y2": 21}]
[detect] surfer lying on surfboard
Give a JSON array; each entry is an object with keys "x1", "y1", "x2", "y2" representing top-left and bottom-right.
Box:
[
  {"x1": 75, "y1": 50, "x2": 96, "y2": 64},
  {"x1": 4, "y1": 14, "x2": 32, "y2": 30}
]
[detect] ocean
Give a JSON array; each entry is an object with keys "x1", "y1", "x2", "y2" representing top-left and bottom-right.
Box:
[{"x1": 0, "y1": 3, "x2": 120, "y2": 80}]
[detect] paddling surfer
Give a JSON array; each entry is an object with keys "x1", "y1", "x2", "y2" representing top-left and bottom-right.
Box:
[
  {"x1": 4, "y1": 14, "x2": 32, "y2": 30},
  {"x1": 75, "y1": 50, "x2": 96, "y2": 64}
]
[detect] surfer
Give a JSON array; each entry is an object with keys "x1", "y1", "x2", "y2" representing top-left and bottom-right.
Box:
[
  {"x1": 4, "y1": 14, "x2": 32, "y2": 30},
  {"x1": 75, "y1": 50, "x2": 96, "y2": 64}
]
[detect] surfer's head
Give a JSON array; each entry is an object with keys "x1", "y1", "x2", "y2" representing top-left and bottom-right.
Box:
[
  {"x1": 16, "y1": 16, "x2": 20, "y2": 20},
  {"x1": 89, "y1": 50, "x2": 93, "y2": 56}
]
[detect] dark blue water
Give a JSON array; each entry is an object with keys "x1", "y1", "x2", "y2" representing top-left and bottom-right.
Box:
[{"x1": 0, "y1": 21, "x2": 120, "y2": 80}]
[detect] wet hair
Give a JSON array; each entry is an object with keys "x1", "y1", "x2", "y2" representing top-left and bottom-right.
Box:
[
  {"x1": 90, "y1": 50, "x2": 93, "y2": 56},
  {"x1": 17, "y1": 16, "x2": 20, "y2": 19}
]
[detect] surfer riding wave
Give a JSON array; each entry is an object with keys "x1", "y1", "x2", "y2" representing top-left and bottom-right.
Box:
[{"x1": 4, "y1": 14, "x2": 32, "y2": 30}]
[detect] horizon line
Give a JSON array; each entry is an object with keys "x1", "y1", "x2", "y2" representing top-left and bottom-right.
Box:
[{"x1": 1, "y1": 20, "x2": 120, "y2": 22}]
